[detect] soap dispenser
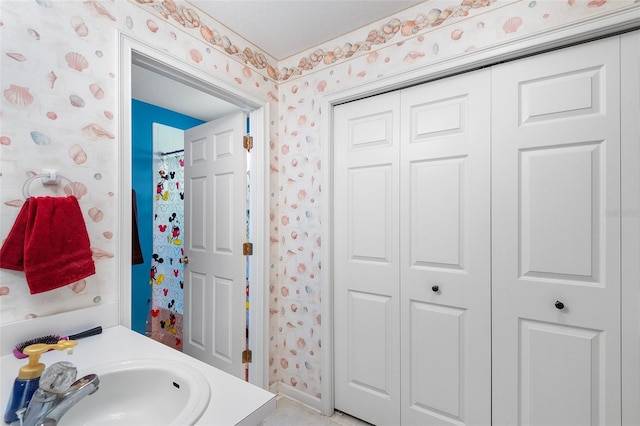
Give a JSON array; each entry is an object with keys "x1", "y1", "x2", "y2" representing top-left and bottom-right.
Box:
[{"x1": 3, "y1": 340, "x2": 77, "y2": 424}]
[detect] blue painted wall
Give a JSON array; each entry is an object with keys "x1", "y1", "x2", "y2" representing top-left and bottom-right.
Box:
[{"x1": 131, "y1": 99, "x2": 204, "y2": 335}]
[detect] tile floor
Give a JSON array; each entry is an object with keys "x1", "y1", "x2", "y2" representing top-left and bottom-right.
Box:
[{"x1": 263, "y1": 396, "x2": 371, "y2": 426}]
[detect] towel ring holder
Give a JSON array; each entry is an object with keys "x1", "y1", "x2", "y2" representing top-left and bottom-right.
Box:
[{"x1": 22, "y1": 173, "x2": 76, "y2": 199}]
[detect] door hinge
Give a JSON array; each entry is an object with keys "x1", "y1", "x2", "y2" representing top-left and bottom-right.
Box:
[
  {"x1": 243, "y1": 135, "x2": 253, "y2": 152},
  {"x1": 243, "y1": 242, "x2": 253, "y2": 256},
  {"x1": 242, "y1": 349, "x2": 252, "y2": 363}
]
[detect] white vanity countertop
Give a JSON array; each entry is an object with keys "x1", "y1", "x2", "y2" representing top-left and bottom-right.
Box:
[{"x1": 0, "y1": 325, "x2": 276, "y2": 426}]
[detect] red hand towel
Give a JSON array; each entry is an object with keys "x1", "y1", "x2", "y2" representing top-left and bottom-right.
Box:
[
  {"x1": 0, "y1": 200, "x2": 30, "y2": 271},
  {"x1": 0, "y1": 196, "x2": 96, "y2": 294}
]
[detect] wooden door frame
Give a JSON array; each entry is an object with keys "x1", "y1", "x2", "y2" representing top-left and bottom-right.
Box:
[
  {"x1": 320, "y1": 9, "x2": 639, "y2": 417},
  {"x1": 117, "y1": 32, "x2": 270, "y2": 389}
]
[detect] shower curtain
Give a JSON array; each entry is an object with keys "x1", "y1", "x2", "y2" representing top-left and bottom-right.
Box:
[{"x1": 148, "y1": 152, "x2": 184, "y2": 351}]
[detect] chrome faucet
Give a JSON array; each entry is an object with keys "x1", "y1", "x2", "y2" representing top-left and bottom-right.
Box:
[{"x1": 14, "y1": 374, "x2": 99, "y2": 426}]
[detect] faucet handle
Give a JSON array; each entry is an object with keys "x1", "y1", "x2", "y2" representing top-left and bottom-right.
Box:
[
  {"x1": 39, "y1": 362, "x2": 77, "y2": 394},
  {"x1": 67, "y1": 374, "x2": 100, "y2": 395}
]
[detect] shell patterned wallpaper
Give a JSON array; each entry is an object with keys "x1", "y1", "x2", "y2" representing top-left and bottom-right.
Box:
[
  {"x1": 0, "y1": 0, "x2": 273, "y2": 324},
  {"x1": 1, "y1": 0, "x2": 638, "y2": 404},
  {"x1": 263, "y1": 0, "x2": 638, "y2": 400}
]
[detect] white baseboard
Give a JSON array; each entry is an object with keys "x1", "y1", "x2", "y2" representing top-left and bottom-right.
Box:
[{"x1": 276, "y1": 382, "x2": 323, "y2": 413}]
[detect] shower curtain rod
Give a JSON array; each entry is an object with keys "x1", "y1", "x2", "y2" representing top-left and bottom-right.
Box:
[{"x1": 160, "y1": 148, "x2": 184, "y2": 156}]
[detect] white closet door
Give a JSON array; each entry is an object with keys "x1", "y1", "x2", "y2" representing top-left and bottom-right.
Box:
[
  {"x1": 400, "y1": 69, "x2": 491, "y2": 425},
  {"x1": 492, "y1": 37, "x2": 621, "y2": 425},
  {"x1": 621, "y1": 30, "x2": 640, "y2": 426},
  {"x1": 334, "y1": 91, "x2": 401, "y2": 425}
]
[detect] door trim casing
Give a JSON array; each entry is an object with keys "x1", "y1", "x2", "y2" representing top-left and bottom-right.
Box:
[
  {"x1": 117, "y1": 31, "x2": 270, "y2": 389},
  {"x1": 320, "y1": 7, "x2": 639, "y2": 417}
]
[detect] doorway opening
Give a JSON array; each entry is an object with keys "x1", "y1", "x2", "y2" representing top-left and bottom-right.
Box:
[{"x1": 118, "y1": 32, "x2": 269, "y2": 388}]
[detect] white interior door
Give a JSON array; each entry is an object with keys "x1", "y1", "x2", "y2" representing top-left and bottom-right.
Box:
[
  {"x1": 400, "y1": 69, "x2": 491, "y2": 426},
  {"x1": 183, "y1": 112, "x2": 247, "y2": 379},
  {"x1": 334, "y1": 91, "x2": 401, "y2": 425},
  {"x1": 491, "y1": 36, "x2": 621, "y2": 425}
]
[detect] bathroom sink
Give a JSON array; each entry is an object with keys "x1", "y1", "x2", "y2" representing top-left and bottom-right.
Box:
[{"x1": 58, "y1": 359, "x2": 211, "y2": 426}]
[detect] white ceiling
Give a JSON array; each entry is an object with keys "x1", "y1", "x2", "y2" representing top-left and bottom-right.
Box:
[
  {"x1": 190, "y1": 0, "x2": 424, "y2": 60},
  {"x1": 133, "y1": 0, "x2": 423, "y2": 122},
  {"x1": 132, "y1": 63, "x2": 242, "y2": 121}
]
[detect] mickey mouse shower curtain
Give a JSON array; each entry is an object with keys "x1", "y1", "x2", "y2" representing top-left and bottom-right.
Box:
[{"x1": 148, "y1": 152, "x2": 184, "y2": 350}]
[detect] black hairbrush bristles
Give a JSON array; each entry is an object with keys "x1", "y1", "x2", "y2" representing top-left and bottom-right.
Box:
[
  {"x1": 12, "y1": 326, "x2": 103, "y2": 359},
  {"x1": 14, "y1": 335, "x2": 62, "y2": 358}
]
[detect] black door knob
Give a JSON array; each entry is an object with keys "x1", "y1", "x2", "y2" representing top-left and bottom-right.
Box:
[
  {"x1": 555, "y1": 300, "x2": 565, "y2": 310},
  {"x1": 432, "y1": 285, "x2": 439, "y2": 293}
]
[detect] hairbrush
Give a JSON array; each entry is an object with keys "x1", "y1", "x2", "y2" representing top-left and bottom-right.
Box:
[{"x1": 13, "y1": 326, "x2": 102, "y2": 359}]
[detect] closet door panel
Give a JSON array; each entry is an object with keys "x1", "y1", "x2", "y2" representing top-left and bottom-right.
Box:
[
  {"x1": 492, "y1": 36, "x2": 621, "y2": 425},
  {"x1": 410, "y1": 158, "x2": 464, "y2": 269},
  {"x1": 408, "y1": 301, "x2": 465, "y2": 417},
  {"x1": 400, "y1": 69, "x2": 491, "y2": 426},
  {"x1": 519, "y1": 320, "x2": 602, "y2": 426},
  {"x1": 520, "y1": 143, "x2": 601, "y2": 280},
  {"x1": 334, "y1": 91, "x2": 401, "y2": 426},
  {"x1": 348, "y1": 165, "x2": 393, "y2": 263},
  {"x1": 346, "y1": 290, "x2": 393, "y2": 394}
]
